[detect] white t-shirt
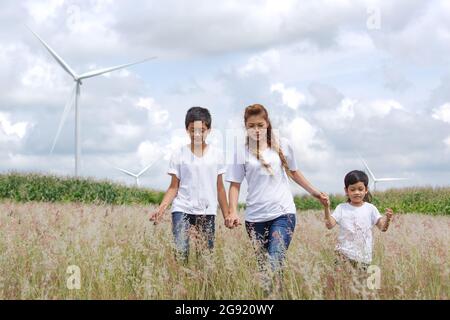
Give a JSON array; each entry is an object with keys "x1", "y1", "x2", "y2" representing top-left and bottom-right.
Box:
[
  {"x1": 331, "y1": 202, "x2": 382, "y2": 264},
  {"x1": 226, "y1": 138, "x2": 298, "y2": 223},
  {"x1": 168, "y1": 144, "x2": 226, "y2": 215}
]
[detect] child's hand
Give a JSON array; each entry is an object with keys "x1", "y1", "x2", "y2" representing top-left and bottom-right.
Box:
[
  {"x1": 323, "y1": 194, "x2": 330, "y2": 208},
  {"x1": 385, "y1": 208, "x2": 394, "y2": 221},
  {"x1": 225, "y1": 212, "x2": 241, "y2": 229},
  {"x1": 149, "y1": 209, "x2": 164, "y2": 225},
  {"x1": 379, "y1": 208, "x2": 394, "y2": 232},
  {"x1": 315, "y1": 192, "x2": 329, "y2": 207}
]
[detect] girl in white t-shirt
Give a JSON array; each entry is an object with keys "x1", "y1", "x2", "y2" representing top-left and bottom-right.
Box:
[
  {"x1": 226, "y1": 104, "x2": 328, "y2": 278},
  {"x1": 323, "y1": 170, "x2": 393, "y2": 271},
  {"x1": 149, "y1": 107, "x2": 229, "y2": 262}
]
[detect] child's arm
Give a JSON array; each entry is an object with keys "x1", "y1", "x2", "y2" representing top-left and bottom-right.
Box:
[
  {"x1": 217, "y1": 174, "x2": 229, "y2": 220},
  {"x1": 226, "y1": 182, "x2": 241, "y2": 228},
  {"x1": 323, "y1": 195, "x2": 337, "y2": 229},
  {"x1": 376, "y1": 208, "x2": 393, "y2": 232},
  {"x1": 149, "y1": 174, "x2": 180, "y2": 225},
  {"x1": 290, "y1": 170, "x2": 328, "y2": 206}
]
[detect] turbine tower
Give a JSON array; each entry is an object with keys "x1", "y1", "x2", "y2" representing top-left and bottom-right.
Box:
[
  {"x1": 359, "y1": 156, "x2": 407, "y2": 191},
  {"x1": 115, "y1": 163, "x2": 155, "y2": 187},
  {"x1": 27, "y1": 26, "x2": 156, "y2": 177}
]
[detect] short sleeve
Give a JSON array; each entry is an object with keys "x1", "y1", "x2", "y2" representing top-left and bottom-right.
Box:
[
  {"x1": 371, "y1": 205, "x2": 382, "y2": 226},
  {"x1": 225, "y1": 163, "x2": 245, "y2": 183},
  {"x1": 167, "y1": 150, "x2": 180, "y2": 179},
  {"x1": 282, "y1": 138, "x2": 298, "y2": 171},
  {"x1": 331, "y1": 204, "x2": 342, "y2": 225}
]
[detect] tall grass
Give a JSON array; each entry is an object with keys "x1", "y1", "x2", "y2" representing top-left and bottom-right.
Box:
[{"x1": 0, "y1": 201, "x2": 448, "y2": 299}]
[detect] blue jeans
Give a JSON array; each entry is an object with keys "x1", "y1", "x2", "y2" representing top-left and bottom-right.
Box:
[
  {"x1": 245, "y1": 214, "x2": 296, "y2": 272},
  {"x1": 172, "y1": 212, "x2": 215, "y2": 262}
]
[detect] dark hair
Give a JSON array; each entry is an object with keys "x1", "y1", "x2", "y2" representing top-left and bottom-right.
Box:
[
  {"x1": 344, "y1": 170, "x2": 372, "y2": 203},
  {"x1": 185, "y1": 106, "x2": 211, "y2": 129}
]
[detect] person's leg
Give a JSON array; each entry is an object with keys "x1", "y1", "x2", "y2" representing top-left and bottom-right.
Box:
[
  {"x1": 267, "y1": 214, "x2": 296, "y2": 272},
  {"x1": 245, "y1": 220, "x2": 271, "y2": 271},
  {"x1": 245, "y1": 220, "x2": 273, "y2": 295},
  {"x1": 171, "y1": 212, "x2": 190, "y2": 262},
  {"x1": 192, "y1": 214, "x2": 216, "y2": 254},
  {"x1": 202, "y1": 215, "x2": 216, "y2": 250},
  {"x1": 265, "y1": 214, "x2": 296, "y2": 296}
]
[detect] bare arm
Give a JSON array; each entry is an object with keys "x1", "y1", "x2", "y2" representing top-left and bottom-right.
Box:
[
  {"x1": 322, "y1": 194, "x2": 337, "y2": 229},
  {"x1": 324, "y1": 204, "x2": 337, "y2": 229},
  {"x1": 376, "y1": 208, "x2": 393, "y2": 232},
  {"x1": 291, "y1": 170, "x2": 328, "y2": 206},
  {"x1": 217, "y1": 174, "x2": 229, "y2": 219},
  {"x1": 149, "y1": 174, "x2": 179, "y2": 224},
  {"x1": 226, "y1": 182, "x2": 241, "y2": 228}
]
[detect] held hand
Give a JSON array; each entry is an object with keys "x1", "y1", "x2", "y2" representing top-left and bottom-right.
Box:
[
  {"x1": 314, "y1": 191, "x2": 329, "y2": 207},
  {"x1": 225, "y1": 212, "x2": 241, "y2": 229},
  {"x1": 149, "y1": 209, "x2": 164, "y2": 225},
  {"x1": 323, "y1": 194, "x2": 330, "y2": 208}
]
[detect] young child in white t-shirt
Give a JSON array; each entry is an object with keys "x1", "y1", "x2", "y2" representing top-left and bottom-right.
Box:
[
  {"x1": 323, "y1": 170, "x2": 393, "y2": 270},
  {"x1": 149, "y1": 107, "x2": 229, "y2": 262}
]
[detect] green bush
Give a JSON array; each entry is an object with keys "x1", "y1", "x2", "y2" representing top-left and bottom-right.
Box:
[
  {"x1": 1, "y1": 172, "x2": 449, "y2": 215},
  {"x1": 0, "y1": 172, "x2": 164, "y2": 206},
  {"x1": 294, "y1": 187, "x2": 450, "y2": 215}
]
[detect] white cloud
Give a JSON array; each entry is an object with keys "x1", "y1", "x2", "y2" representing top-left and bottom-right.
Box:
[
  {"x1": 21, "y1": 59, "x2": 62, "y2": 89},
  {"x1": 444, "y1": 136, "x2": 450, "y2": 148},
  {"x1": 137, "y1": 131, "x2": 188, "y2": 165},
  {"x1": 281, "y1": 116, "x2": 329, "y2": 168},
  {"x1": 432, "y1": 103, "x2": 450, "y2": 124},
  {"x1": 238, "y1": 49, "x2": 280, "y2": 77},
  {"x1": 313, "y1": 98, "x2": 356, "y2": 130},
  {"x1": 270, "y1": 82, "x2": 306, "y2": 110},
  {"x1": 362, "y1": 99, "x2": 404, "y2": 118},
  {"x1": 137, "y1": 140, "x2": 165, "y2": 167},
  {"x1": 136, "y1": 97, "x2": 171, "y2": 127},
  {"x1": 0, "y1": 112, "x2": 29, "y2": 140},
  {"x1": 336, "y1": 31, "x2": 375, "y2": 51},
  {"x1": 24, "y1": 0, "x2": 64, "y2": 24},
  {"x1": 339, "y1": 98, "x2": 356, "y2": 119},
  {"x1": 369, "y1": 0, "x2": 450, "y2": 64},
  {"x1": 112, "y1": 122, "x2": 141, "y2": 140},
  {"x1": 313, "y1": 97, "x2": 403, "y2": 131}
]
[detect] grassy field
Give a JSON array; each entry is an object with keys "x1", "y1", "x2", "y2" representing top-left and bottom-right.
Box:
[{"x1": 0, "y1": 201, "x2": 448, "y2": 299}]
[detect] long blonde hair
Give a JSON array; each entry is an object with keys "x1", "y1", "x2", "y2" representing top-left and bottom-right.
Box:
[{"x1": 244, "y1": 104, "x2": 293, "y2": 179}]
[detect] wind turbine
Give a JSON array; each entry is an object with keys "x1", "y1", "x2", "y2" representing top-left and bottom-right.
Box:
[
  {"x1": 359, "y1": 156, "x2": 407, "y2": 191},
  {"x1": 27, "y1": 26, "x2": 156, "y2": 177},
  {"x1": 115, "y1": 162, "x2": 155, "y2": 187}
]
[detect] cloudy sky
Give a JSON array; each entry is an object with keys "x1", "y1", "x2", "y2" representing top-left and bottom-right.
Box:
[{"x1": 1, "y1": 0, "x2": 449, "y2": 195}]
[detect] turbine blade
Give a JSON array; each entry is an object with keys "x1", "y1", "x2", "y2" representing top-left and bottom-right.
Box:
[
  {"x1": 50, "y1": 84, "x2": 77, "y2": 154},
  {"x1": 26, "y1": 26, "x2": 78, "y2": 80},
  {"x1": 115, "y1": 167, "x2": 137, "y2": 177},
  {"x1": 78, "y1": 57, "x2": 156, "y2": 80},
  {"x1": 137, "y1": 160, "x2": 157, "y2": 177},
  {"x1": 359, "y1": 156, "x2": 376, "y2": 181}
]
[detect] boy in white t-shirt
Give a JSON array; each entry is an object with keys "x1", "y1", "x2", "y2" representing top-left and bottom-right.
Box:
[
  {"x1": 323, "y1": 170, "x2": 393, "y2": 271},
  {"x1": 149, "y1": 107, "x2": 229, "y2": 262}
]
